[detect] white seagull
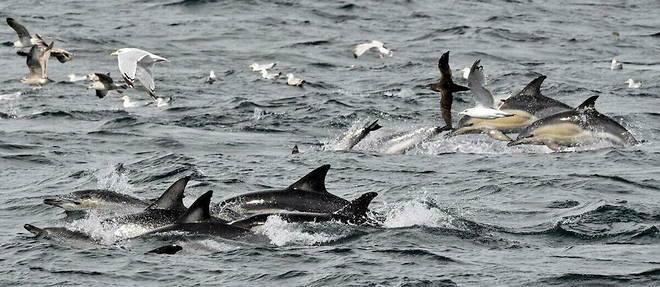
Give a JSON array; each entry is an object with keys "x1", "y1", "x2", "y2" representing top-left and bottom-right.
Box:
[
  {"x1": 260, "y1": 69, "x2": 281, "y2": 80},
  {"x1": 458, "y1": 59, "x2": 514, "y2": 119},
  {"x1": 110, "y1": 48, "x2": 169, "y2": 100},
  {"x1": 353, "y1": 40, "x2": 393, "y2": 58},
  {"x1": 624, "y1": 79, "x2": 641, "y2": 89},
  {"x1": 250, "y1": 62, "x2": 276, "y2": 72},
  {"x1": 207, "y1": 70, "x2": 216, "y2": 84},
  {"x1": 286, "y1": 73, "x2": 304, "y2": 86},
  {"x1": 121, "y1": 95, "x2": 153, "y2": 108},
  {"x1": 611, "y1": 57, "x2": 622, "y2": 70},
  {"x1": 155, "y1": 97, "x2": 173, "y2": 107}
]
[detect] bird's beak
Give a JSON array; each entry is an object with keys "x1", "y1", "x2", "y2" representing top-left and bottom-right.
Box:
[{"x1": 110, "y1": 51, "x2": 118, "y2": 56}]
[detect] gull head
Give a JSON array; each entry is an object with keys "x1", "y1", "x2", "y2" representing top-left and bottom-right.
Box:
[{"x1": 110, "y1": 48, "x2": 130, "y2": 56}]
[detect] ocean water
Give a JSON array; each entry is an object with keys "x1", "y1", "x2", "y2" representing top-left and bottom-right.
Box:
[{"x1": 1, "y1": 0, "x2": 659, "y2": 286}]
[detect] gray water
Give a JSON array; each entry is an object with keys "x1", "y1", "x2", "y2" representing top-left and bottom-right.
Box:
[{"x1": 1, "y1": 0, "x2": 659, "y2": 286}]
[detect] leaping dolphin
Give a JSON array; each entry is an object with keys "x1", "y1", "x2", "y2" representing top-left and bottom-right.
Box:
[
  {"x1": 230, "y1": 192, "x2": 379, "y2": 230},
  {"x1": 44, "y1": 190, "x2": 149, "y2": 211},
  {"x1": 212, "y1": 165, "x2": 353, "y2": 220},
  {"x1": 451, "y1": 75, "x2": 572, "y2": 141},
  {"x1": 424, "y1": 51, "x2": 469, "y2": 131},
  {"x1": 507, "y1": 96, "x2": 638, "y2": 150}
]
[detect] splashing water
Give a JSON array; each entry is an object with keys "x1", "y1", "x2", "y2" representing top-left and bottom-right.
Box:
[
  {"x1": 255, "y1": 215, "x2": 344, "y2": 246},
  {"x1": 95, "y1": 163, "x2": 134, "y2": 194},
  {"x1": 382, "y1": 196, "x2": 457, "y2": 229}
]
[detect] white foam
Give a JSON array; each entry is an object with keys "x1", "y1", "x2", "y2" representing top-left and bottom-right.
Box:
[
  {"x1": 255, "y1": 215, "x2": 343, "y2": 246},
  {"x1": 95, "y1": 163, "x2": 134, "y2": 194},
  {"x1": 382, "y1": 195, "x2": 457, "y2": 229}
]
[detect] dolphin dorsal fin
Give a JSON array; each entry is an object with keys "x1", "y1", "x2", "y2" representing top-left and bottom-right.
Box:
[
  {"x1": 335, "y1": 192, "x2": 378, "y2": 218},
  {"x1": 148, "y1": 176, "x2": 190, "y2": 211},
  {"x1": 177, "y1": 190, "x2": 213, "y2": 223},
  {"x1": 576, "y1": 96, "x2": 599, "y2": 111},
  {"x1": 518, "y1": 75, "x2": 546, "y2": 97},
  {"x1": 287, "y1": 165, "x2": 330, "y2": 193}
]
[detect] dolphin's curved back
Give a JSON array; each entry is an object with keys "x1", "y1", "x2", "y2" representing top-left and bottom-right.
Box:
[
  {"x1": 148, "y1": 176, "x2": 190, "y2": 211},
  {"x1": 500, "y1": 75, "x2": 571, "y2": 117}
]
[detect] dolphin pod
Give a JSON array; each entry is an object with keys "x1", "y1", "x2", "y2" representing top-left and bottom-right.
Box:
[
  {"x1": 508, "y1": 96, "x2": 638, "y2": 150},
  {"x1": 422, "y1": 51, "x2": 637, "y2": 150},
  {"x1": 26, "y1": 164, "x2": 380, "y2": 250}
]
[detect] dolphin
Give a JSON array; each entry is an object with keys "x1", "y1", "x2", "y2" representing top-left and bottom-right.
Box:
[
  {"x1": 382, "y1": 126, "x2": 444, "y2": 154},
  {"x1": 451, "y1": 75, "x2": 573, "y2": 141},
  {"x1": 508, "y1": 96, "x2": 638, "y2": 150},
  {"x1": 24, "y1": 224, "x2": 101, "y2": 247},
  {"x1": 43, "y1": 190, "x2": 149, "y2": 211},
  {"x1": 230, "y1": 192, "x2": 379, "y2": 230},
  {"x1": 212, "y1": 165, "x2": 353, "y2": 220},
  {"x1": 424, "y1": 51, "x2": 470, "y2": 131},
  {"x1": 141, "y1": 191, "x2": 267, "y2": 243},
  {"x1": 147, "y1": 244, "x2": 183, "y2": 255},
  {"x1": 102, "y1": 177, "x2": 190, "y2": 234}
]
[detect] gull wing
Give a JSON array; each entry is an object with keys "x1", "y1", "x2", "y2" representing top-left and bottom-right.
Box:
[
  {"x1": 118, "y1": 49, "x2": 150, "y2": 84},
  {"x1": 7, "y1": 18, "x2": 32, "y2": 45},
  {"x1": 353, "y1": 42, "x2": 376, "y2": 58},
  {"x1": 467, "y1": 59, "x2": 494, "y2": 108}
]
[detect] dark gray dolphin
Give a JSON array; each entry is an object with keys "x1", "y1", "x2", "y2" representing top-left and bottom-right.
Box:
[
  {"x1": 44, "y1": 190, "x2": 149, "y2": 211},
  {"x1": 141, "y1": 191, "x2": 266, "y2": 243},
  {"x1": 508, "y1": 96, "x2": 638, "y2": 150},
  {"x1": 230, "y1": 192, "x2": 379, "y2": 230},
  {"x1": 103, "y1": 177, "x2": 190, "y2": 232},
  {"x1": 424, "y1": 51, "x2": 470, "y2": 131},
  {"x1": 212, "y1": 165, "x2": 351, "y2": 220},
  {"x1": 24, "y1": 224, "x2": 101, "y2": 247},
  {"x1": 451, "y1": 76, "x2": 572, "y2": 141}
]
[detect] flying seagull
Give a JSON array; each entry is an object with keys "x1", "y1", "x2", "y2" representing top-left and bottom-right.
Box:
[
  {"x1": 459, "y1": 60, "x2": 514, "y2": 119},
  {"x1": 110, "y1": 48, "x2": 169, "y2": 100},
  {"x1": 21, "y1": 42, "x2": 53, "y2": 86},
  {"x1": 353, "y1": 40, "x2": 393, "y2": 58},
  {"x1": 6, "y1": 18, "x2": 73, "y2": 63},
  {"x1": 87, "y1": 73, "x2": 127, "y2": 98}
]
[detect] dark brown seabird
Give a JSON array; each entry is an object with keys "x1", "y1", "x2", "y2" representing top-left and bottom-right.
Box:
[{"x1": 425, "y1": 51, "x2": 469, "y2": 131}]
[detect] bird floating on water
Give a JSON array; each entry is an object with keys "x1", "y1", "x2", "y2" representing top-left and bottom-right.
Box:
[
  {"x1": 207, "y1": 70, "x2": 216, "y2": 84},
  {"x1": 611, "y1": 57, "x2": 622, "y2": 70},
  {"x1": 250, "y1": 62, "x2": 276, "y2": 72},
  {"x1": 155, "y1": 97, "x2": 173, "y2": 107},
  {"x1": 286, "y1": 73, "x2": 304, "y2": 86},
  {"x1": 353, "y1": 40, "x2": 393, "y2": 58},
  {"x1": 459, "y1": 60, "x2": 514, "y2": 119},
  {"x1": 121, "y1": 95, "x2": 152, "y2": 108},
  {"x1": 624, "y1": 79, "x2": 641, "y2": 89},
  {"x1": 260, "y1": 69, "x2": 281, "y2": 80}
]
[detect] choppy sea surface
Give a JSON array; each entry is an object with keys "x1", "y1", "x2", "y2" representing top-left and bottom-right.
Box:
[{"x1": 1, "y1": 0, "x2": 659, "y2": 286}]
